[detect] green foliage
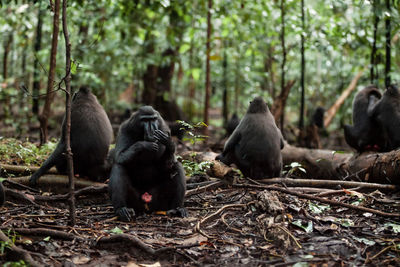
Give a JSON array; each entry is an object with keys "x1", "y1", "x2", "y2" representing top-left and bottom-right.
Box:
[
  {"x1": 283, "y1": 161, "x2": 306, "y2": 176},
  {"x1": 0, "y1": 137, "x2": 57, "y2": 166},
  {"x1": 180, "y1": 156, "x2": 212, "y2": 177},
  {"x1": 2, "y1": 260, "x2": 28, "y2": 267},
  {"x1": 1, "y1": 0, "x2": 400, "y2": 131}
]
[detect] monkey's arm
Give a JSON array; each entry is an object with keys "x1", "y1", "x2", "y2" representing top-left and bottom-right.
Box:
[
  {"x1": 223, "y1": 132, "x2": 241, "y2": 155},
  {"x1": 29, "y1": 143, "x2": 65, "y2": 186}
]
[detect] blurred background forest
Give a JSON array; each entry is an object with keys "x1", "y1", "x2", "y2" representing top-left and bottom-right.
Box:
[{"x1": 0, "y1": 0, "x2": 399, "y2": 147}]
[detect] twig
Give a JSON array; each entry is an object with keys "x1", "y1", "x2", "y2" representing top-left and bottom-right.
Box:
[
  {"x1": 195, "y1": 203, "x2": 248, "y2": 238},
  {"x1": 96, "y1": 233, "x2": 177, "y2": 255},
  {"x1": 276, "y1": 225, "x2": 302, "y2": 248},
  {"x1": 34, "y1": 184, "x2": 108, "y2": 202},
  {"x1": 4, "y1": 188, "x2": 40, "y2": 207},
  {"x1": 0, "y1": 227, "x2": 82, "y2": 241},
  {"x1": 256, "y1": 177, "x2": 398, "y2": 191},
  {"x1": 185, "y1": 180, "x2": 225, "y2": 197},
  {"x1": 234, "y1": 184, "x2": 400, "y2": 218},
  {"x1": 0, "y1": 230, "x2": 42, "y2": 267}
]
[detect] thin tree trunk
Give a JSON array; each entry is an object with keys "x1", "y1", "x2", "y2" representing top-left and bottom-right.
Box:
[
  {"x1": 62, "y1": 0, "x2": 76, "y2": 226},
  {"x1": 39, "y1": 0, "x2": 61, "y2": 145},
  {"x1": 370, "y1": 0, "x2": 379, "y2": 84},
  {"x1": 280, "y1": 0, "x2": 286, "y2": 130},
  {"x1": 2, "y1": 35, "x2": 13, "y2": 80},
  {"x1": 385, "y1": 0, "x2": 391, "y2": 87},
  {"x1": 32, "y1": 4, "x2": 44, "y2": 116},
  {"x1": 222, "y1": 50, "x2": 228, "y2": 125},
  {"x1": 204, "y1": 0, "x2": 212, "y2": 133},
  {"x1": 299, "y1": 0, "x2": 306, "y2": 130}
]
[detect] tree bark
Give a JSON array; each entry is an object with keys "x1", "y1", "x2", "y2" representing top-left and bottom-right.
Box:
[
  {"x1": 203, "y1": 0, "x2": 212, "y2": 135},
  {"x1": 39, "y1": 0, "x2": 61, "y2": 145},
  {"x1": 32, "y1": 4, "x2": 45, "y2": 116},
  {"x1": 370, "y1": 0, "x2": 379, "y2": 84},
  {"x1": 279, "y1": 0, "x2": 286, "y2": 130},
  {"x1": 385, "y1": 0, "x2": 391, "y2": 87},
  {"x1": 62, "y1": 0, "x2": 76, "y2": 226},
  {"x1": 299, "y1": 0, "x2": 305, "y2": 130}
]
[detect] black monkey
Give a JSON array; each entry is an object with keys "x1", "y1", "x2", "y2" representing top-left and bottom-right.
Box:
[
  {"x1": 311, "y1": 107, "x2": 325, "y2": 128},
  {"x1": 344, "y1": 85, "x2": 386, "y2": 152},
  {"x1": 225, "y1": 113, "x2": 240, "y2": 137},
  {"x1": 30, "y1": 87, "x2": 113, "y2": 185},
  {"x1": 108, "y1": 106, "x2": 186, "y2": 222},
  {"x1": 0, "y1": 182, "x2": 4, "y2": 206},
  {"x1": 368, "y1": 84, "x2": 400, "y2": 151},
  {"x1": 216, "y1": 97, "x2": 284, "y2": 179}
]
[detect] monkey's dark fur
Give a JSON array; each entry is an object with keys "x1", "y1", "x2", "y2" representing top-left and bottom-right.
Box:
[
  {"x1": 312, "y1": 107, "x2": 325, "y2": 128},
  {"x1": 108, "y1": 106, "x2": 186, "y2": 222},
  {"x1": 29, "y1": 87, "x2": 113, "y2": 185},
  {"x1": 225, "y1": 113, "x2": 240, "y2": 137},
  {"x1": 368, "y1": 84, "x2": 400, "y2": 151},
  {"x1": 216, "y1": 97, "x2": 284, "y2": 179},
  {"x1": 344, "y1": 85, "x2": 386, "y2": 152}
]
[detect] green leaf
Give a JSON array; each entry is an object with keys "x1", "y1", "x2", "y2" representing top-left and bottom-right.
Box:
[
  {"x1": 109, "y1": 227, "x2": 124, "y2": 235},
  {"x1": 43, "y1": 236, "x2": 51, "y2": 242},
  {"x1": 384, "y1": 223, "x2": 400, "y2": 233},
  {"x1": 179, "y1": 43, "x2": 191, "y2": 54},
  {"x1": 191, "y1": 68, "x2": 201, "y2": 81},
  {"x1": 292, "y1": 220, "x2": 313, "y2": 233},
  {"x1": 71, "y1": 61, "x2": 78, "y2": 75}
]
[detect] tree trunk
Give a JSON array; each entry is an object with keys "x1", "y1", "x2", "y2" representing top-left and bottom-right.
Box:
[
  {"x1": 279, "y1": 0, "x2": 287, "y2": 130},
  {"x1": 32, "y1": 4, "x2": 45, "y2": 116},
  {"x1": 370, "y1": 0, "x2": 379, "y2": 84},
  {"x1": 39, "y1": 0, "x2": 61, "y2": 145},
  {"x1": 222, "y1": 50, "x2": 228, "y2": 125},
  {"x1": 2, "y1": 34, "x2": 13, "y2": 80},
  {"x1": 204, "y1": 0, "x2": 212, "y2": 134},
  {"x1": 385, "y1": 0, "x2": 391, "y2": 88},
  {"x1": 62, "y1": 0, "x2": 76, "y2": 226},
  {"x1": 299, "y1": 0, "x2": 306, "y2": 130}
]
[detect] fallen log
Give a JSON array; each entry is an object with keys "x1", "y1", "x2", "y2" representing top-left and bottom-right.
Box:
[
  {"x1": 0, "y1": 164, "x2": 57, "y2": 176},
  {"x1": 7, "y1": 175, "x2": 103, "y2": 192},
  {"x1": 182, "y1": 145, "x2": 400, "y2": 185}
]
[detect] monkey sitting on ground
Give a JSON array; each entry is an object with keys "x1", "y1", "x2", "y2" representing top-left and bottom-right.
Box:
[
  {"x1": 108, "y1": 106, "x2": 186, "y2": 222},
  {"x1": 344, "y1": 85, "x2": 386, "y2": 152},
  {"x1": 367, "y1": 84, "x2": 400, "y2": 151},
  {"x1": 29, "y1": 87, "x2": 113, "y2": 185},
  {"x1": 216, "y1": 97, "x2": 284, "y2": 179},
  {"x1": 225, "y1": 113, "x2": 240, "y2": 137}
]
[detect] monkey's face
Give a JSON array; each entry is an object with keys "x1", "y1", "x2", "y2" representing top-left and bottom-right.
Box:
[{"x1": 141, "y1": 114, "x2": 159, "y2": 142}]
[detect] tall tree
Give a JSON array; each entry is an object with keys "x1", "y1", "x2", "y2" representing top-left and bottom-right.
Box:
[
  {"x1": 62, "y1": 0, "x2": 75, "y2": 226},
  {"x1": 299, "y1": 0, "x2": 306, "y2": 130},
  {"x1": 204, "y1": 0, "x2": 212, "y2": 132},
  {"x1": 370, "y1": 0, "x2": 380, "y2": 84},
  {"x1": 280, "y1": 0, "x2": 286, "y2": 130},
  {"x1": 385, "y1": 0, "x2": 391, "y2": 87},
  {"x1": 39, "y1": 0, "x2": 61, "y2": 145},
  {"x1": 32, "y1": 2, "x2": 45, "y2": 116}
]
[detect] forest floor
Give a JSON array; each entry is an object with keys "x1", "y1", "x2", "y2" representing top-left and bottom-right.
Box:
[
  {"x1": 0, "y1": 128, "x2": 399, "y2": 266},
  {"x1": 1, "y1": 159, "x2": 400, "y2": 266}
]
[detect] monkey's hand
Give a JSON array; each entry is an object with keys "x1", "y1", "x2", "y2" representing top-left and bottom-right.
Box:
[
  {"x1": 154, "y1": 130, "x2": 170, "y2": 145},
  {"x1": 166, "y1": 207, "x2": 188, "y2": 218},
  {"x1": 29, "y1": 173, "x2": 40, "y2": 186},
  {"x1": 116, "y1": 207, "x2": 136, "y2": 222},
  {"x1": 154, "y1": 130, "x2": 175, "y2": 154}
]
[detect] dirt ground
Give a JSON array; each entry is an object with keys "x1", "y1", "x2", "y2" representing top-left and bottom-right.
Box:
[{"x1": 1, "y1": 171, "x2": 399, "y2": 266}]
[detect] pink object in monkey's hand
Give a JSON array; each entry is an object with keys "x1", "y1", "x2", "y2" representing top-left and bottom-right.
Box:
[{"x1": 141, "y1": 192, "x2": 152, "y2": 203}]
